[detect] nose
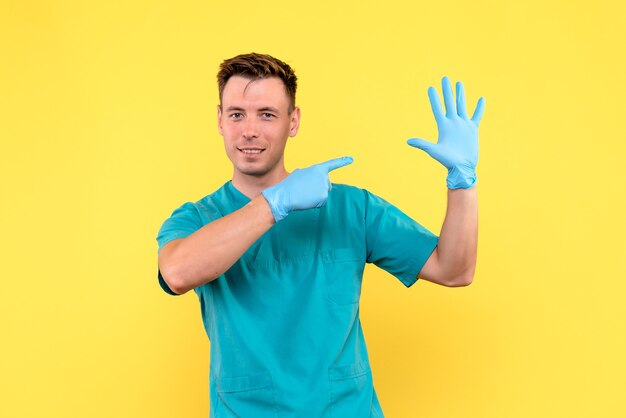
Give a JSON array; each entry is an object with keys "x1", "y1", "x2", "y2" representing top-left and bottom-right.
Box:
[{"x1": 242, "y1": 117, "x2": 259, "y2": 140}]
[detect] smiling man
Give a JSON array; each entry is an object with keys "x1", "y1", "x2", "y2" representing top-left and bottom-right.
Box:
[{"x1": 156, "y1": 52, "x2": 485, "y2": 417}]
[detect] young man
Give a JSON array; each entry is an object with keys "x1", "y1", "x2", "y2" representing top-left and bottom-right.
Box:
[{"x1": 156, "y1": 52, "x2": 485, "y2": 417}]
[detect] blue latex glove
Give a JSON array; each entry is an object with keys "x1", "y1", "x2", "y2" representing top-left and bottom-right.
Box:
[
  {"x1": 407, "y1": 76, "x2": 486, "y2": 189},
  {"x1": 261, "y1": 157, "x2": 353, "y2": 222}
]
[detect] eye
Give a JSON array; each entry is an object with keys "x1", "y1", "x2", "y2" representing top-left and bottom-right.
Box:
[
  {"x1": 229, "y1": 113, "x2": 243, "y2": 119},
  {"x1": 261, "y1": 113, "x2": 275, "y2": 119}
]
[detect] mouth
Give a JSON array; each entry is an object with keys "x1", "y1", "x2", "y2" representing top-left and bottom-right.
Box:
[{"x1": 237, "y1": 147, "x2": 266, "y2": 156}]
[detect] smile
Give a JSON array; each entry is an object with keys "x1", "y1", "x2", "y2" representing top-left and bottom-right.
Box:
[{"x1": 238, "y1": 148, "x2": 265, "y2": 155}]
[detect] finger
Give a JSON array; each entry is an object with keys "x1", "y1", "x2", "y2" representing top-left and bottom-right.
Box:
[
  {"x1": 407, "y1": 138, "x2": 435, "y2": 153},
  {"x1": 456, "y1": 81, "x2": 469, "y2": 119},
  {"x1": 442, "y1": 76, "x2": 456, "y2": 118},
  {"x1": 471, "y1": 97, "x2": 486, "y2": 125},
  {"x1": 317, "y1": 156, "x2": 354, "y2": 173},
  {"x1": 427, "y1": 86, "x2": 444, "y2": 124}
]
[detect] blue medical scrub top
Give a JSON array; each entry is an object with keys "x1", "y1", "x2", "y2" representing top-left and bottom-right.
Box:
[{"x1": 156, "y1": 181, "x2": 438, "y2": 417}]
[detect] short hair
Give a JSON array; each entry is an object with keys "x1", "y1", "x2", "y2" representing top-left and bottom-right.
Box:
[{"x1": 217, "y1": 52, "x2": 298, "y2": 113}]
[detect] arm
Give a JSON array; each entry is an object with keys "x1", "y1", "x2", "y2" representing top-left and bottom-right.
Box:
[
  {"x1": 159, "y1": 156, "x2": 353, "y2": 295},
  {"x1": 419, "y1": 186, "x2": 477, "y2": 286},
  {"x1": 158, "y1": 195, "x2": 274, "y2": 294},
  {"x1": 408, "y1": 76, "x2": 485, "y2": 287}
]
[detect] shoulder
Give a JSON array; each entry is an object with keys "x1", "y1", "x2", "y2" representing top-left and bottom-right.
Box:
[
  {"x1": 172, "y1": 182, "x2": 229, "y2": 224},
  {"x1": 327, "y1": 183, "x2": 368, "y2": 209},
  {"x1": 326, "y1": 183, "x2": 392, "y2": 222},
  {"x1": 329, "y1": 182, "x2": 392, "y2": 210},
  {"x1": 329, "y1": 182, "x2": 369, "y2": 200}
]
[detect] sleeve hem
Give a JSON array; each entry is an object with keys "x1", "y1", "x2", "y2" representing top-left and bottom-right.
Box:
[
  {"x1": 157, "y1": 232, "x2": 194, "y2": 255},
  {"x1": 398, "y1": 236, "x2": 439, "y2": 288}
]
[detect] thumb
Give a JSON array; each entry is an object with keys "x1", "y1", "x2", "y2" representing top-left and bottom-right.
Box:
[
  {"x1": 316, "y1": 156, "x2": 354, "y2": 173},
  {"x1": 407, "y1": 138, "x2": 435, "y2": 153}
]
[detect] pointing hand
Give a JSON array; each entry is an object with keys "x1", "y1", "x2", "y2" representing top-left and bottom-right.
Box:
[
  {"x1": 407, "y1": 76, "x2": 486, "y2": 189},
  {"x1": 261, "y1": 157, "x2": 354, "y2": 222}
]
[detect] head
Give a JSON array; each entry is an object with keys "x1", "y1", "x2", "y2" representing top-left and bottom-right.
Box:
[
  {"x1": 216, "y1": 53, "x2": 301, "y2": 185},
  {"x1": 217, "y1": 52, "x2": 297, "y2": 114}
]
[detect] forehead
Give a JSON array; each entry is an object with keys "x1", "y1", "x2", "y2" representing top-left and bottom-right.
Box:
[{"x1": 221, "y1": 76, "x2": 289, "y2": 109}]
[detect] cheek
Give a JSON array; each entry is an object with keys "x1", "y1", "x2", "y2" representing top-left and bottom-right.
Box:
[
  {"x1": 267, "y1": 122, "x2": 289, "y2": 138},
  {"x1": 221, "y1": 126, "x2": 239, "y2": 143}
]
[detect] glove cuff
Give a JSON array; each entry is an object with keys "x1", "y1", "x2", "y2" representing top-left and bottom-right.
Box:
[
  {"x1": 447, "y1": 165, "x2": 477, "y2": 189},
  {"x1": 261, "y1": 187, "x2": 288, "y2": 223}
]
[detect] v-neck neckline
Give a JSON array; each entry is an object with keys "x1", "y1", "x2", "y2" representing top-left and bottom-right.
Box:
[{"x1": 225, "y1": 180, "x2": 252, "y2": 206}]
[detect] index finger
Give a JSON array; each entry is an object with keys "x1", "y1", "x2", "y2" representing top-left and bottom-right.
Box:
[
  {"x1": 316, "y1": 156, "x2": 354, "y2": 173},
  {"x1": 427, "y1": 86, "x2": 445, "y2": 124}
]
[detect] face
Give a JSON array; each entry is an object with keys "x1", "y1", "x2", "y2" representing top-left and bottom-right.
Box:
[{"x1": 218, "y1": 75, "x2": 300, "y2": 182}]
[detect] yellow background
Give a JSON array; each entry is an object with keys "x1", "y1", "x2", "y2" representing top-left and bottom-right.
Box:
[{"x1": 1, "y1": 0, "x2": 625, "y2": 417}]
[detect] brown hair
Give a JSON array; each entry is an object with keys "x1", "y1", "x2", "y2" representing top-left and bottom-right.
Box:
[{"x1": 217, "y1": 52, "x2": 298, "y2": 113}]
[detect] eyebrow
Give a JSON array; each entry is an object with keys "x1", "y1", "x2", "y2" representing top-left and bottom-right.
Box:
[
  {"x1": 258, "y1": 107, "x2": 280, "y2": 114},
  {"x1": 225, "y1": 106, "x2": 280, "y2": 114}
]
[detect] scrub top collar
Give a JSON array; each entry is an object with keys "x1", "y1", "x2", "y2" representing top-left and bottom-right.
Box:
[{"x1": 224, "y1": 180, "x2": 251, "y2": 208}]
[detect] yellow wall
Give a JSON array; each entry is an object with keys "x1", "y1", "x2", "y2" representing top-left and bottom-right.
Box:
[{"x1": 1, "y1": 1, "x2": 625, "y2": 417}]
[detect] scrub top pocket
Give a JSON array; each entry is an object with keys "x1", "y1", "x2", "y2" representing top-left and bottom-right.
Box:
[
  {"x1": 322, "y1": 247, "x2": 365, "y2": 306},
  {"x1": 328, "y1": 360, "x2": 373, "y2": 418},
  {"x1": 215, "y1": 372, "x2": 278, "y2": 417}
]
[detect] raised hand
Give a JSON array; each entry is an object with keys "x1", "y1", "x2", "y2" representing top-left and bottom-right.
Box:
[
  {"x1": 261, "y1": 157, "x2": 354, "y2": 222},
  {"x1": 407, "y1": 76, "x2": 485, "y2": 189}
]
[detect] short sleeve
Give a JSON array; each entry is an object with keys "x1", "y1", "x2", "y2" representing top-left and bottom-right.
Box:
[
  {"x1": 364, "y1": 191, "x2": 439, "y2": 288},
  {"x1": 156, "y1": 202, "x2": 204, "y2": 295}
]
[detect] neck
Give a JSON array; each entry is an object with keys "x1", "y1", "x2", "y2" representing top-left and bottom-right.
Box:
[{"x1": 231, "y1": 167, "x2": 289, "y2": 200}]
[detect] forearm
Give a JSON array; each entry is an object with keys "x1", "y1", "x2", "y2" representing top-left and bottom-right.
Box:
[
  {"x1": 437, "y1": 185, "x2": 478, "y2": 285},
  {"x1": 163, "y1": 195, "x2": 275, "y2": 293}
]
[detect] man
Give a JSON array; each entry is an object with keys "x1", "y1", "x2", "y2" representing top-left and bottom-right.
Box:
[{"x1": 156, "y1": 52, "x2": 485, "y2": 417}]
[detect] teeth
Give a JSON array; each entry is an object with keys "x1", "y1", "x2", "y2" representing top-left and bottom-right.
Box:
[{"x1": 241, "y1": 149, "x2": 262, "y2": 154}]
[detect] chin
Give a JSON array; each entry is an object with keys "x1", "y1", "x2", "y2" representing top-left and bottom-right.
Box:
[{"x1": 236, "y1": 164, "x2": 271, "y2": 177}]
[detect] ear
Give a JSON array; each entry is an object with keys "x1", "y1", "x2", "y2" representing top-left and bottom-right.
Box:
[
  {"x1": 217, "y1": 104, "x2": 223, "y2": 135},
  {"x1": 288, "y1": 106, "x2": 301, "y2": 137}
]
